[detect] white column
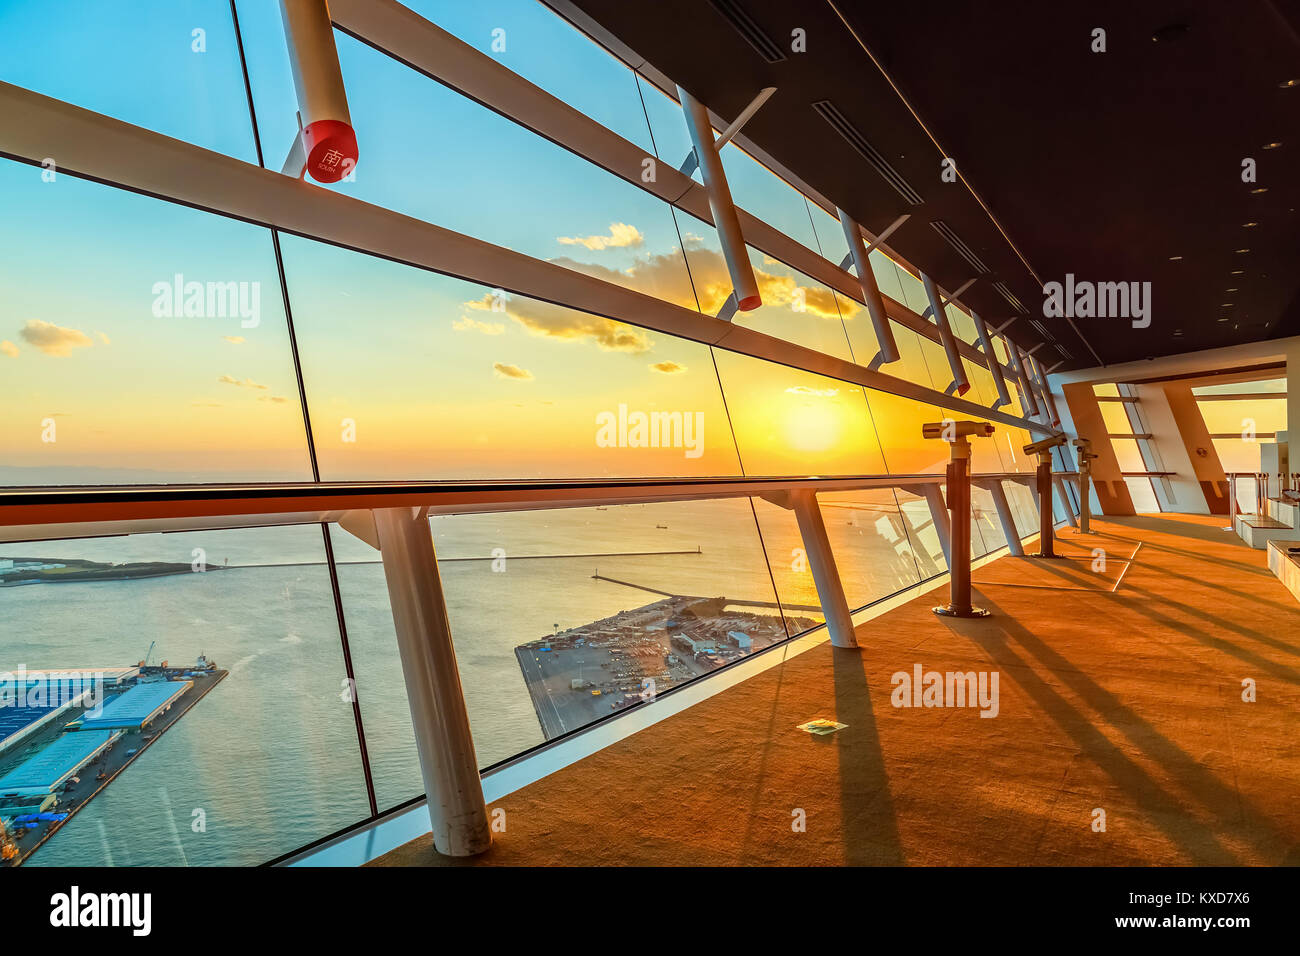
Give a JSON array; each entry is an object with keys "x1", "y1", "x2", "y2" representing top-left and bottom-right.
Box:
[
  {"x1": 789, "y1": 490, "x2": 857, "y2": 648},
  {"x1": 373, "y1": 507, "x2": 492, "y2": 857}
]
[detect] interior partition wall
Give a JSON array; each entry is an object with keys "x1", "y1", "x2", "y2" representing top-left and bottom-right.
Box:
[{"x1": 0, "y1": 0, "x2": 1065, "y2": 866}]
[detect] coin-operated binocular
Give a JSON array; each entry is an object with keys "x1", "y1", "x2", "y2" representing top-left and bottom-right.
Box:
[
  {"x1": 1073, "y1": 439, "x2": 1100, "y2": 534},
  {"x1": 924, "y1": 420, "x2": 996, "y2": 618},
  {"x1": 1022, "y1": 435, "x2": 1067, "y2": 557}
]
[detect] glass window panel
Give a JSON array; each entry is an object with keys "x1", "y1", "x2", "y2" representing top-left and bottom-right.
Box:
[
  {"x1": 1004, "y1": 480, "x2": 1040, "y2": 538},
  {"x1": 1111, "y1": 438, "x2": 1146, "y2": 472},
  {"x1": 399, "y1": 0, "x2": 656, "y2": 150},
  {"x1": 962, "y1": 358, "x2": 1001, "y2": 411},
  {"x1": 1192, "y1": 378, "x2": 1286, "y2": 396},
  {"x1": 872, "y1": 323, "x2": 941, "y2": 393},
  {"x1": 1100, "y1": 402, "x2": 1136, "y2": 434},
  {"x1": 638, "y1": 76, "x2": 695, "y2": 168},
  {"x1": 818, "y1": 489, "x2": 923, "y2": 608},
  {"x1": 1093, "y1": 383, "x2": 1121, "y2": 397},
  {"x1": 917, "y1": 334, "x2": 960, "y2": 394},
  {"x1": 864, "y1": 390, "x2": 949, "y2": 475},
  {"x1": 675, "y1": 222, "x2": 854, "y2": 361},
  {"x1": 276, "y1": 234, "x2": 742, "y2": 480},
  {"x1": 3, "y1": 526, "x2": 370, "y2": 866},
  {"x1": 0, "y1": 160, "x2": 312, "y2": 486},
  {"x1": 750, "y1": 498, "x2": 825, "y2": 633},
  {"x1": 991, "y1": 335, "x2": 1010, "y2": 366},
  {"x1": 236, "y1": 24, "x2": 697, "y2": 310},
  {"x1": 997, "y1": 374, "x2": 1026, "y2": 420},
  {"x1": 892, "y1": 487, "x2": 948, "y2": 576},
  {"x1": 999, "y1": 427, "x2": 1038, "y2": 475},
  {"x1": 341, "y1": 500, "x2": 794, "y2": 795},
  {"x1": 868, "y1": 250, "x2": 908, "y2": 304},
  {"x1": 971, "y1": 485, "x2": 1008, "y2": 556},
  {"x1": 891, "y1": 261, "x2": 931, "y2": 315},
  {"x1": 1213, "y1": 438, "x2": 1273, "y2": 475},
  {"x1": 868, "y1": 391, "x2": 1006, "y2": 476},
  {"x1": 1125, "y1": 477, "x2": 1161, "y2": 512},
  {"x1": 712, "y1": 351, "x2": 886, "y2": 476},
  {"x1": 0, "y1": 0, "x2": 257, "y2": 162},
  {"x1": 718, "y1": 148, "x2": 821, "y2": 254},
  {"x1": 808, "y1": 202, "x2": 853, "y2": 268},
  {"x1": 946, "y1": 304, "x2": 980, "y2": 347},
  {"x1": 1197, "y1": 399, "x2": 1287, "y2": 435}
]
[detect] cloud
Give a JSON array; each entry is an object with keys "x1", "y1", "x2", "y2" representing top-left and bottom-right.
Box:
[
  {"x1": 0, "y1": 340, "x2": 17, "y2": 358},
  {"x1": 557, "y1": 222, "x2": 644, "y2": 251},
  {"x1": 259, "y1": 395, "x2": 291, "y2": 404},
  {"x1": 468, "y1": 291, "x2": 651, "y2": 353},
  {"x1": 18, "y1": 320, "x2": 93, "y2": 356},
  {"x1": 452, "y1": 316, "x2": 505, "y2": 336},
  {"x1": 552, "y1": 246, "x2": 853, "y2": 323},
  {"x1": 786, "y1": 385, "x2": 839, "y2": 397},
  {"x1": 493, "y1": 362, "x2": 534, "y2": 381},
  {"x1": 218, "y1": 374, "x2": 269, "y2": 390},
  {"x1": 650, "y1": 361, "x2": 686, "y2": 374},
  {"x1": 223, "y1": 335, "x2": 246, "y2": 344},
  {"x1": 96, "y1": 331, "x2": 111, "y2": 345}
]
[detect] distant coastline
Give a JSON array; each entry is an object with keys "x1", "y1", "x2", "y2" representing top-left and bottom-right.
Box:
[{"x1": 0, "y1": 557, "x2": 224, "y2": 587}]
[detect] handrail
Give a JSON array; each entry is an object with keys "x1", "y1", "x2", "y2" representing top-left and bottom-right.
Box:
[{"x1": 0, "y1": 472, "x2": 1077, "y2": 542}]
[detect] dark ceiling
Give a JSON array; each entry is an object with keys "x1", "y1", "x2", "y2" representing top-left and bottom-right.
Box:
[{"x1": 566, "y1": 0, "x2": 1300, "y2": 371}]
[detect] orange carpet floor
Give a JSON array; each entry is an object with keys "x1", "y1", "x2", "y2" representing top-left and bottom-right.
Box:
[{"x1": 372, "y1": 515, "x2": 1300, "y2": 866}]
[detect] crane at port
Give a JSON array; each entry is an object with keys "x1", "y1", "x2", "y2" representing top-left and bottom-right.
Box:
[{"x1": 140, "y1": 640, "x2": 157, "y2": 668}]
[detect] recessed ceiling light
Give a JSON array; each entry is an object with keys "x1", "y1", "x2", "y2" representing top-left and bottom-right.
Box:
[
  {"x1": 1281, "y1": 79, "x2": 1300, "y2": 88},
  {"x1": 1235, "y1": 248, "x2": 1251, "y2": 253},
  {"x1": 1221, "y1": 303, "x2": 1234, "y2": 307},
  {"x1": 1226, "y1": 287, "x2": 1237, "y2": 292},
  {"x1": 1168, "y1": 255, "x2": 1183, "y2": 261},
  {"x1": 1250, "y1": 187, "x2": 1269, "y2": 194},
  {"x1": 1263, "y1": 142, "x2": 1282, "y2": 149},
  {"x1": 1230, "y1": 269, "x2": 1244, "y2": 275},
  {"x1": 1243, "y1": 222, "x2": 1258, "y2": 227},
  {"x1": 1218, "y1": 317, "x2": 1230, "y2": 322}
]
